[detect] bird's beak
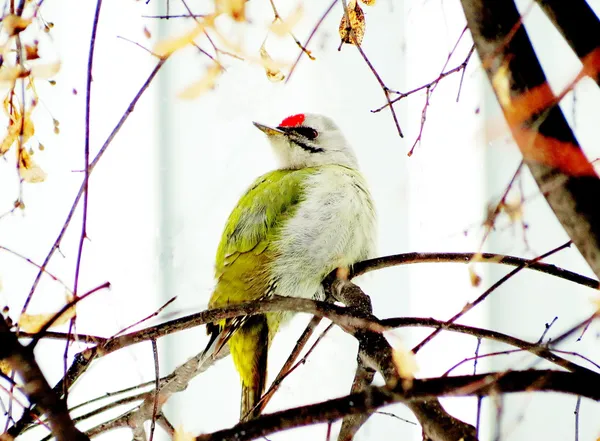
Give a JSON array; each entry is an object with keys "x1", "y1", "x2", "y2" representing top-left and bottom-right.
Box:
[{"x1": 253, "y1": 122, "x2": 285, "y2": 136}]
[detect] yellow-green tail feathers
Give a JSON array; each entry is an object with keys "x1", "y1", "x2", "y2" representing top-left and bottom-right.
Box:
[{"x1": 229, "y1": 315, "x2": 269, "y2": 420}]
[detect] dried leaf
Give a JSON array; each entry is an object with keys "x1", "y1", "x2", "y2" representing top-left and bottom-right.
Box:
[
  {"x1": 216, "y1": 0, "x2": 245, "y2": 22},
  {"x1": 0, "y1": 129, "x2": 18, "y2": 154},
  {"x1": 501, "y1": 199, "x2": 522, "y2": 223},
  {"x1": 270, "y1": 5, "x2": 303, "y2": 37},
  {"x1": 3, "y1": 15, "x2": 32, "y2": 36},
  {"x1": 18, "y1": 148, "x2": 46, "y2": 183},
  {"x1": 259, "y1": 44, "x2": 285, "y2": 82},
  {"x1": 360, "y1": 0, "x2": 376, "y2": 4},
  {"x1": 30, "y1": 61, "x2": 60, "y2": 79},
  {"x1": 339, "y1": 0, "x2": 365, "y2": 47},
  {"x1": 468, "y1": 265, "x2": 481, "y2": 287},
  {"x1": 0, "y1": 65, "x2": 26, "y2": 84},
  {"x1": 391, "y1": 341, "x2": 418, "y2": 388},
  {"x1": 0, "y1": 359, "x2": 10, "y2": 375},
  {"x1": 591, "y1": 295, "x2": 600, "y2": 312},
  {"x1": 178, "y1": 65, "x2": 221, "y2": 99},
  {"x1": 174, "y1": 426, "x2": 195, "y2": 441},
  {"x1": 25, "y1": 44, "x2": 39, "y2": 60},
  {"x1": 19, "y1": 304, "x2": 75, "y2": 333},
  {"x1": 154, "y1": 23, "x2": 205, "y2": 57},
  {"x1": 0, "y1": 103, "x2": 34, "y2": 155},
  {"x1": 143, "y1": 26, "x2": 151, "y2": 39}
]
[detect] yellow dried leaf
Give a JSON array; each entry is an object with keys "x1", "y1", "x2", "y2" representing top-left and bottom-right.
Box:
[
  {"x1": 18, "y1": 148, "x2": 46, "y2": 183},
  {"x1": 19, "y1": 304, "x2": 76, "y2": 333},
  {"x1": 391, "y1": 342, "x2": 418, "y2": 388},
  {"x1": 216, "y1": 0, "x2": 245, "y2": 22},
  {"x1": 3, "y1": 15, "x2": 32, "y2": 36},
  {"x1": 30, "y1": 61, "x2": 61, "y2": 79},
  {"x1": 0, "y1": 130, "x2": 18, "y2": 154},
  {"x1": 174, "y1": 426, "x2": 195, "y2": 441},
  {"x1": 0, "y1": 65, "x2": 26, "y2": 84},
  {"x1": 501, "y1": 199, "x2": 523, "y2": 223},
  {"x1": 339, "y1": 0, "x2": 365, "y2": 47},
  {"x1": 591, "y1": 295, "x2": 600, "y2": 312},
  {"x1": 0, "y1": 105, "x2": 34, "y2": 155},
  {"x1": 360, "y1": 0, "x2": 376, "y2": 4},
  {"x1": 270, "y1": 5, "x2": 303, "y2": 37},
  {"x1": 259, "y1": 44, "x2": 285, "y2": 82},
  {"x1": 468, "y1": 265, "x2": 481, "y2": 287},
  {"x1": 178, "y1": 65, "x2": 221, "y2": 99},
  {"x1": 0, "y1": 359, "x2": 10, "y2": 375},
  {"x1": 154, "y1": 23, "x2": 205, "y2": 57}
]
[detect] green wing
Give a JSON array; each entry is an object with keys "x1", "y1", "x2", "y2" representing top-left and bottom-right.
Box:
[{"x1": 209, "y1": 169, "x2": 312, "y2": 308}]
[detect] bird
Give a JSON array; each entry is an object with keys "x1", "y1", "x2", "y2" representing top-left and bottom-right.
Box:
[{"x1": 205, "y1": 113, "x2": 377, "y2": 421}]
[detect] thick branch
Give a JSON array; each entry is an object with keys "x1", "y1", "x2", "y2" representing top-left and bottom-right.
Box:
[
  {"x1": 352, "y1": 251, "x2": 598, "y2": 289},
  {"x1": 327, "y1": 280, "x2": 477, "y2": 441},
  {"x1": 195, "y1": 370, "x2": 599, "y2": 441},
  {"x1": 534, "y1": 0, "x2": 600, "y2": 84},
  {"x1": 460, "y1": 0, "x2": 600, "y2": 279},
  {"x1": 0, "y1": 316, "x2": 88, "y2": 441}
]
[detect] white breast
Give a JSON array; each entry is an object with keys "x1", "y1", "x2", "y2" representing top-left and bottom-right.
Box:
[{"x1": 271, "y1": 165, "x2": 377, "y2": 300}]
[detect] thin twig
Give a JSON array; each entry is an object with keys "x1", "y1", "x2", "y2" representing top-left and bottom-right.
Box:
[
  {"x1": 142, "y1": 14, "x2": 206, "y2": 19},
  {"x1": 28, "y1": 282, "x2": 110, "y2": 349},
  {"x1": 20, "y1": 56, "x2": 168, "y2": 318},
  {"x1": 149, "y1": 340, "x2": 159, "y2": 441},
  {"x1": 411, "y1": 241, "x2": 572, "y2": 353},
  {"x1": 268, "y1": 0, "x2": 314, "y2": 61},
  {"x1": 112, "y1": 296, "x2": 177, "y2": 338},
  {"x1": 285, "y1": 0, "x2": 337, "y2": 84},
  {"x1": 73, "y1": 0, "x2": 102, "y2": 300},
  {"x1": 339, "y1": 0, "x2": 403, "y2": 137},
  {"x1": 255, "y1": 316, "x2": 323, "y2": 415}
]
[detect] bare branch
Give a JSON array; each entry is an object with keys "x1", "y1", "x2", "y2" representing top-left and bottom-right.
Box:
[
  {"x1": 412, "y1": 241, "x2": 572, "y2": 353},
  {"x1": 352, "y1": 247, "x2": 599, "y2": 290},
  {"x1": 194, "y1": 370, "x2": 599, "y2": 441},
  {"x1": 0, "y1": 316, "x2": 88, "y2": 441}
]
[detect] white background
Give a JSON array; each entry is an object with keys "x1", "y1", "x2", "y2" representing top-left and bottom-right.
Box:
[{"x1": 1, "y1": 0, "x2": 599, "y2": 440}]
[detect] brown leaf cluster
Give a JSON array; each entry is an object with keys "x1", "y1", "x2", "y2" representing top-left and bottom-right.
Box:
[{"x1": 338, "y1": 0, "x2": 375, "y2": 49}]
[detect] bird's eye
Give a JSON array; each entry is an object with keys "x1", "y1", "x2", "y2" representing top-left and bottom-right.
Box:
[{"x1": 291, "y1": 126, "x2": 319, "y2": 140}]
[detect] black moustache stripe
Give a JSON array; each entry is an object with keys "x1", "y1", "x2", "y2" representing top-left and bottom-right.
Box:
[{"x1": 293, "y1": 140, "x2": 324, "y2": 154}]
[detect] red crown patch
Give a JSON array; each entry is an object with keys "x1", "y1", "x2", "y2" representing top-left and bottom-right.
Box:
[{"x1": 279, "y1": 113, "x2": 305, "y2": 127}]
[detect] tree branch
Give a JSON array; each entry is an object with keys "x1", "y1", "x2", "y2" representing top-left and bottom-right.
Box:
[
  {"x1": 194, "y1": 370, "x2": 599, "y2": 441},
  {"x1": 352, "y1": 249, "x2": 598, "y2": 289},
  {"x1": 534, "y1": 0, "x2": 600, "y2": 84},
  {"x1": 460, "y1": 0, "x2": 600, "y2": 280},
  {"x1": 0, "y1": 316, "x2": 88, "y2": 441}
]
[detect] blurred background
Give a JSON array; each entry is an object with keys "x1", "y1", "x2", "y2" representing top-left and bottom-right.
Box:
[{"x1": 1, "y1": 0, "x2": 599, "y2": 440}]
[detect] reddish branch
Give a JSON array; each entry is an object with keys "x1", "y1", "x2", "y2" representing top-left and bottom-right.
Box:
[{"x1": 460, "y1": 0, "x2": 600, "y2": 280}]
